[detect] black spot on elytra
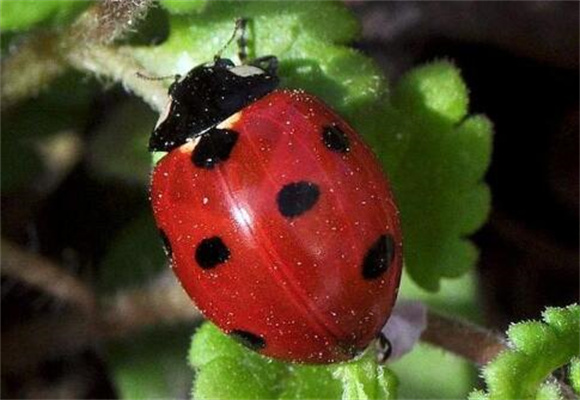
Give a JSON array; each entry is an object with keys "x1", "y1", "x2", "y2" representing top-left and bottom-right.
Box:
[
  {"x1": 159, "y1": 229, "x2": 172, "y2": 258},
  {"x1": 192, "y1": 128, "x2": 239, "y2": 169},
  {"x1": 277, "y1": 181, "x2": 320, "y2": 218},
  {"x1": 229, "y1": 330, "x2": 266, "y2": 351},
  {"x1": 362, "y1": 234, "x2": 395, "y2": 280},
  {"x1": 322, "y1": 125, "x2": 350, "y2": 153},
  {"x1": 195, "y1": 236, "x2": 230, "y2": 269}
]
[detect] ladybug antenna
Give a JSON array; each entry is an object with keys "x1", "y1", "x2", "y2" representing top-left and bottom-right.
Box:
[
  {"x1": 237, "y1": 18, "x2": 249, "y2": 64},
  {"x1": 215, "y1": 17, "x2": 248, "y2": 64},
  {"x1": 136, "y1": 71, "x2": 181, "y2": 82}
]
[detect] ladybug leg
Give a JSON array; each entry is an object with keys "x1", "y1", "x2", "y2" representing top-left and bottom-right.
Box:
[
  {"x1": 136, "y1": 71, "x2": 180, "y2": 83},
  {"x1": 375, "y1": 332, "x2": 393, "y2": 364},
  {"x1": 135, "y1": 72, "x2": 181, "y2": 96},
  {"x1": 250, "y1": 55, "x2": 279, "y2": 75}
]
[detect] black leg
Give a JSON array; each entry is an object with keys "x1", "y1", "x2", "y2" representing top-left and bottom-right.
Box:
[
  {"x1": 375, "y1": 332, "x2": 393, "y2": 364},
  {"x1": 136, "y1": 72, "x2": 181, "y2": 95}
]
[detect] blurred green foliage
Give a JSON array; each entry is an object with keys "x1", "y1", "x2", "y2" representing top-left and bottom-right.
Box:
[
  {"x1": 1, "y1": 72, "x2": 96, "y2": 193},
  {"x1": 0, "y1": 0, "x2": 89, "y2": 32},
  {"x1": 160, "y1": 0, "x2": 208, "y2": 15}
]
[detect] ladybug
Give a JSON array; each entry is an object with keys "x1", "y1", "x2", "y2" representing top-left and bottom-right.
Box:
[{"x1": 149, "y1": 29, "x2": 402, "y2": 364}]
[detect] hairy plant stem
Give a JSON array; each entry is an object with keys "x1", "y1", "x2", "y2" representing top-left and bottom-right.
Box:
[
  {"x1": 422, "y1": 310, "x2": 507, "y2": 365},
  {"x1": 64, "y1": 44, "x2": 167, "y2": 112},
  {"x1": 70, "y1": 0, "x2": 153, "y2": 45}
]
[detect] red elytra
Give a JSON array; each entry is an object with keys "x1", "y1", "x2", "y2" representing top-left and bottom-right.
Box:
[{"x1": 151, "y1": 88, "x2": 403, "y2": 364}]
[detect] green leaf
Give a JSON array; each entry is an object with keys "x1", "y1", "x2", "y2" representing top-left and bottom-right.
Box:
[
  {"x1": 472, "y1": 304, "x2": 580, "y2": 400},
  {"x1": 468, "y1": 389, "x2": 488, "y2": 400},
  {"x1": 189, "y1": 323, "x2": 287, "y2": 399},
  {"x1": 279, "y1": 365, "x2": 342, "y2": 400},
  {"x1": 189, "y1": 322, "x2": 397, "y2": 400},
  {"x1": 193, "y1": 358, "x2": 278, "y2": 400},
  {"x1": 332, "y1": 356, "x2": 398, "y2": 400},
  {"x1": 189, "y1": 320, "x2": 256, "y2": 368},
  {"x1": 392, "y1": 60, "x2": 468, "y2": 122},
  {"x1": 535, "y1": 382, "x2": 561, "y2": 400},
  {"x1": 0, "y1": 0, "x2": 89, "y2": 32},
  {"x1": 380, "y1": 62, "x2": 493, "y2": 291}
]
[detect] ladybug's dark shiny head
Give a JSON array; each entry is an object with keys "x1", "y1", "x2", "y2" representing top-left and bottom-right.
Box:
[{"x1": 149, "y1": 57, "x2": 279, "y2": 152}]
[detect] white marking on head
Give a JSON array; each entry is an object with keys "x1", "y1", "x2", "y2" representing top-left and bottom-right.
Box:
[
  {"x1": 179, "y1": 137, "x2": 200, "y2": 154},
  {"x1": 216, "y1": 111, "x2": 242, "y2": 129},
  {"x1": 155, "y1": 96, "x2": 173, "y2": 129},
  {"x1": 230, "y1": 65, "x2": 265, "y2": 77}
]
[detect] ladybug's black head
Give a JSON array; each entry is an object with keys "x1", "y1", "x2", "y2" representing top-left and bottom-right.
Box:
[{"x1": 149, "y1": 57, "x2": 279, "y2": 152}]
